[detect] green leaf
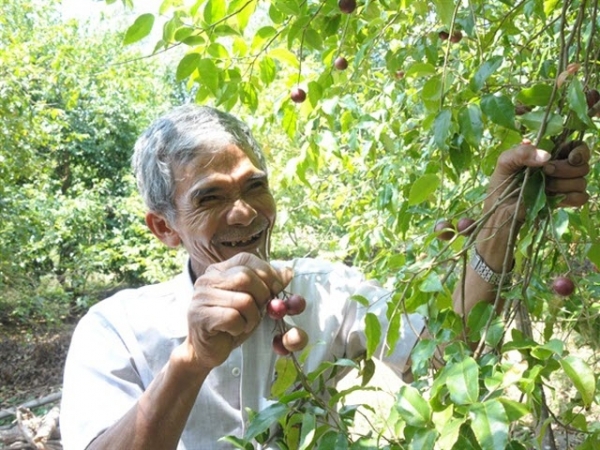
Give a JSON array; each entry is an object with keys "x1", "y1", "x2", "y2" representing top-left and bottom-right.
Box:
[
  {"x1": 240, "y1": 81, "x2": 258, "y2": 112},
  {"x1": 433, "y1": 0, "x2": 456, "y2": 28},
  {"x1": 197, "y1": 59, "x2": 220, "y2": 94},
  {"x1": 271, "y1": 357, "x2": 298, "y2": 397},
  {"x1": 408, "y1": 174, "x2": 440, "y2": 205},
  {"x1": 434, "y1": 109, "x2": 452, "y2": 150},
  {"x1": 303, "y1": 28, "x2": 322, "y2": 51},
  {"x1": 298, "y1": 413, "x2": 316, "y2": 450},
  {"x1": 218, "y1": 435, "x2": 254, "y2": 450},
  {"x1": 458, "y1": 104, "x2": 483, "y2": 147},
  {"x1": 123, "y1": 13, "x2": 155, "y2": 45},
  {"x1": 244, "y1": 402, "x2": 288, "y2": 440},
  {"x1": 406, "y1": 62, "x2": 437, "y2": 78},
  {"x1": 466, "y1": 302, "x2": 493, "y2": 342},
  {"x1": 518, "y1": 110, "x2": 564, "y2": 137},
  {"x1": 568, "y1": 78, "x2": 595, "y2": 128},
  {"x1": 470, "y1": 56, "x2": 503, "y2": 92},
  {"x1": 480, "y1": 94, "x2": 516, "y2": 130},
  {"x1": 522, "y1": 169, "x2": 546, "y2": 221},
  {"x1": 365, "y1": 312, "x2": 381, "y2": 359},
  {"x1": 204, "y1": 0, "x2": 226, "y2": 24},
  {"x1": 419, "y1": 272, "x2": 444, "y2": 293},
  {"x1": 176, "y1": 53, "x2": 201, "y2": 81},
  {"x1": 560, "y1": 355, "x2": 596, "y2": 407},
  {"x1": 446, "y1": 357, "x2": 479, "y2": 405},
  {"x1": 267, "y1": 48, "x2": 299, "y2": 68},
  {"x1": 516, "y1": 83, "x2": 553, "y2": 106},
  {"x1": 498, "y1": 398, "x2": 530, "y2": 422},
  {"x1": 259, "y1": 57, "x2": 276, "y2": 85},
  {"x1": 396, "y1": 385, "x2": 432, "y2": 427},
  {"x1": 470, "y1": 400, "x2": 509, "y2": 450}
]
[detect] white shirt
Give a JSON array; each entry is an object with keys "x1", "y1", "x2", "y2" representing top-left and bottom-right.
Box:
[{"x1": 60, "y1": 258, "x2": 424, "y2": 450}]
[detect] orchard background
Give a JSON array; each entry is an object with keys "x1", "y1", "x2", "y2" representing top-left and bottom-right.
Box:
[{"x1": 2, "y1": 0, "x2": 600, "y2": 448}]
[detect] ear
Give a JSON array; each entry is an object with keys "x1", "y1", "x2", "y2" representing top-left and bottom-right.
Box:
[{"x1": 145, "y1": 211, "x2": 181, "y2": 248}]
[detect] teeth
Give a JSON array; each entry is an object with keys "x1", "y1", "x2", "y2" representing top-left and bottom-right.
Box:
[{"x1": 223, "y1": 232, "x2": 261, "y2": 247}]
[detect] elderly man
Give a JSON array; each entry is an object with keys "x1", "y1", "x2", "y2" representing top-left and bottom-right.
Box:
[{"x1": 60, "y1": 104, "x2": 590, "y2": 449}]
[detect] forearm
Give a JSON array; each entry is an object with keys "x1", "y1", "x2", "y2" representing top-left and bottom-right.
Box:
[
  {"x1": 452, "y1": 209, "x2": 519, "y2": 318},
  {"x1": 87, "y1": 343, "x2": 209, "y2": 450}
]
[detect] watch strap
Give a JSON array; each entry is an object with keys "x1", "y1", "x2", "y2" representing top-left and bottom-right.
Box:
[{"x1": 470, "y1": 250, "x2": 511, "y2": 286}]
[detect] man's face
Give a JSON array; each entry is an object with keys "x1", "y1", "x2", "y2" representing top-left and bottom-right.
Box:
[{"x1": 169, "y1": 144, "x2": 276, "y2": 277}]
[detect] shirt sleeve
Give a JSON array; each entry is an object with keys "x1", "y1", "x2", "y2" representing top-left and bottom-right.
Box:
[{"x1": 60, "y1": 308, "x2": 145, "y2": 450}]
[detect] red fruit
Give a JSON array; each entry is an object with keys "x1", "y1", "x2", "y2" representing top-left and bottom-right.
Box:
[
  {"x1": 438, "y1": 31, "x2": 450, "y2": 41},
  {"x1": 338, "y1": 0, "x2": 357, "y2": 14},
  {"x1": 285, "y1": 294, "x2": 306, "y2": 315},
  {"x1": 552, "y1": 276, "x2": 575, "y2": 297},
  {"x1": 334, "y1": 56, "x2": 348, "y2": 70},
  {"x1": 449, "y1": 30, "x2": 462, "y2": 43},
  {"x1": 272, "y1": 333, "x2": 290, "y2": 356},
  {"x1": 585, "y1": 89, "x2": 600, "y2": 109},
  {"x1": 395, "y1": 70, "x2": 405, "y2": 79},
  {"x1": 266, "y1": 299, "x2": 287, "y2": 320},
  {"x1": 282, "y1": 327, "x2": 309, "y2": 352},
  {"x1": 434, "y1": 220, "x2": 455, "y2": 241},
  {"x1": 290, "y1": 87, "x2": 306, "y2": 103},
  {"x1": 457, "y1": 217, "x2": 476, "y2": 236}
]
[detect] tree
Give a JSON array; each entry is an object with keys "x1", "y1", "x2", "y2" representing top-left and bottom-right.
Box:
[
  {"x1": 0, "y1": 0, "x2": 181, "y2": 323},
  {"x1": 107, "y1": 0, "x2": 600, "y2": 448}
]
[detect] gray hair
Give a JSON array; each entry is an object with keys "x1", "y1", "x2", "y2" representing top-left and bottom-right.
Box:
[{"x1": 132, "y1": 104, "x2": 267, "y2": 222}]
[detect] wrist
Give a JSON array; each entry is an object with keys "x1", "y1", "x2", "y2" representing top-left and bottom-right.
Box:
[
  {"x1": 169, "y1": 339, "x2": 212, "y2": 381},
  {"x1": 475, "y1": 209, "x2": 521, "y2": 272}
]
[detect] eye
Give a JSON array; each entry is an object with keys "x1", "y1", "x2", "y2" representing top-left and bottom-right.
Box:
[
  {"x1": 248, "y1": 179, "x2": 267, "y2": 190},
  {"x1": 196, "y1": 195, "x2": 219, "y2": 206}
]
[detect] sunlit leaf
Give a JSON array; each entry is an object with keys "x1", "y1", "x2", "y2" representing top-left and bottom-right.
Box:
[
  {"x1": 396, "y1": 385, "x2": 432, "y2": 427},
  {"x1": 470, "y1": 400, "x2": 509, "y2": 450},
  {"x1": 244, "y1": 402, "x2": 288, "y2": 441},
  {"x1": 408, "y1": 174, "x2": 440, "y2": 205},
  {"x1": 560, "y1": 355, "x2": 596, "y2": 407},
  {"x1": 176, "y1": 53, "x2": 201, "y2": 81},
  {"x1": 123, "y1": 13, "x2": 155, "y2": 45},
  {"x1": 365, "y1": 312, "x2": 381, "y2": 359},
  {"x1": 446, "y1": 357, "x2": 479, "y2": 405}
]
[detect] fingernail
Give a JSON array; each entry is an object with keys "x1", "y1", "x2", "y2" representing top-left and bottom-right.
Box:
[
  {"x1": 543, "y1": 163, "x2": 556, "y2": 175},
  {"x1": 535, "y1": 149, "x2": 551, "y2": 163},
  {"x1": 569, "y1": 152, "x2": 583, "y2": 166},
  {"x1": 272, "y1": 280, "x2": 283, "y2": 294}
]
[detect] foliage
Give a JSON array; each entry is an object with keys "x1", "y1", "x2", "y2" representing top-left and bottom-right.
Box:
[
  {"x1": 110, "y1": 0, "x2": 600, "y2": 447},
  {"x1": 0, "y1": 0, "x2": 180, "y2": 324}
]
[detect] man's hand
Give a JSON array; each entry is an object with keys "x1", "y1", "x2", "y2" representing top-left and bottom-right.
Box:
[
  {"x1": 486, "y1": 140, "x2": 591, "y2": 219},
  {"x1": 185, "y1": 253, "x2": 294, "y2": 371}
]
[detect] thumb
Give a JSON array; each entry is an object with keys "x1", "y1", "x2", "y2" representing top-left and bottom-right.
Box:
[{"x1": 493, "y1": 143, "x2": 551, "y2": 179}]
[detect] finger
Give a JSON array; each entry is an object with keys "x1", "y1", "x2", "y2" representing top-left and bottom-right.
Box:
[
  {"x1": 545, "y1": 177, "x2": 587, "y2": 194},
  {"x1": 493, "y1": 144, "x2": 551, "y2": 179},
  {"x1": 542, "y1": 158, "x2": 590, "y2": 178},
  {"x1": 192, "y1": 288, "x2": 262, "y2": 334},
  {"x1": 554, "y1": 140, "x2": 584, "y2": 159},
  {"x1": 204, "y1": 266, "x2": 272, "y2": 306},
  {"x1": 207, "y1": 305, "x2": 252, "y2": 337},
  {"x1": 567, "y1": 143, "x2": 591, "y2": 167},
  {"x1": 282, "y1": 327, "x2": 309, "y2": 353},
  {"x1": 205, "y1": 252, "x2": 293, "y2": 296}
]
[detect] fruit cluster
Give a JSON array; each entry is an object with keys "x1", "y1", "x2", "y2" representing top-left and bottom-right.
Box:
[{"x1": 267, "y1": 293, "x2": 309, "y2": 355}]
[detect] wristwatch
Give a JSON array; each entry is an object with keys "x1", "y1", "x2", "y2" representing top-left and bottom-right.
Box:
[{"x1": 470, "y1": 250, "x2": 511, "y2": 286}]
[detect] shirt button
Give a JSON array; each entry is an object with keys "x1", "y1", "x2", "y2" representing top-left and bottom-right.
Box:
[{"x1": 232, "y1": 367, "x2": 241, "y2": 377}]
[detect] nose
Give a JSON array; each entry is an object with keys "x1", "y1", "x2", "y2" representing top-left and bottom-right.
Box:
[{"x1": 226, "y1": 199, "x2": 257, "y2": 226}]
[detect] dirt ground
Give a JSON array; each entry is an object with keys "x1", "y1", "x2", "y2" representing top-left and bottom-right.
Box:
[{"x1": 0, "y1": 324, "x2": 74, "y2": 415}]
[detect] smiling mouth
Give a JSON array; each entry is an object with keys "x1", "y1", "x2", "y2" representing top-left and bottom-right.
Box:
[{"x1": 221, "y1": 231, "x2": 263, "y2": 248}]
